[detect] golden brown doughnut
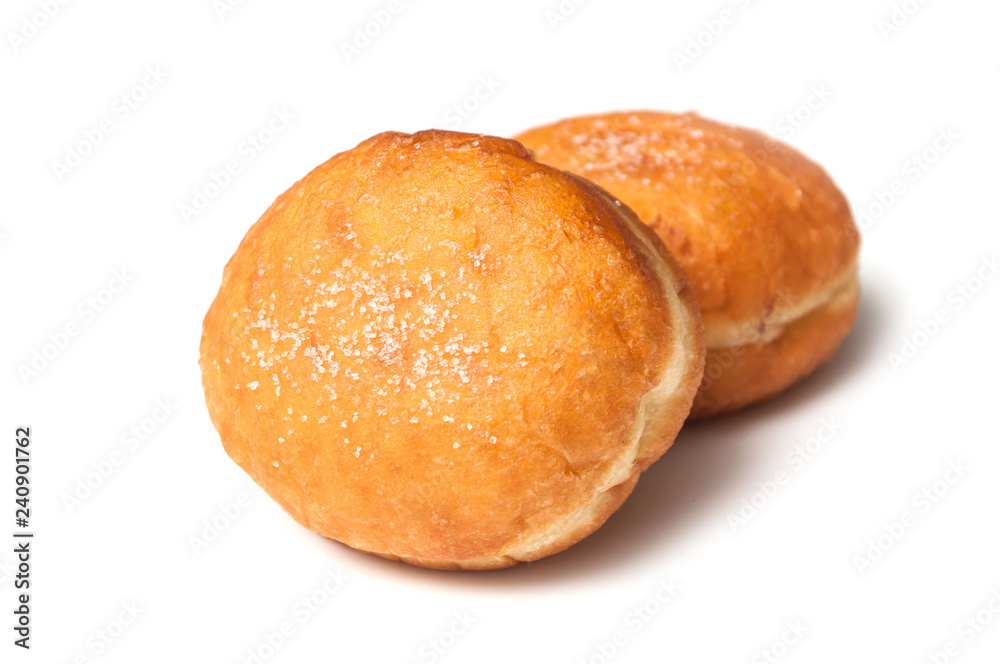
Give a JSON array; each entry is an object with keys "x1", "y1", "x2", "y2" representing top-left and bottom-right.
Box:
[
  {"x1": 199, "y1": 130, "x2": 705, "y2": 569},
  {"x1": 515, "y1": 112, "x2": 860, "y2": 418}
]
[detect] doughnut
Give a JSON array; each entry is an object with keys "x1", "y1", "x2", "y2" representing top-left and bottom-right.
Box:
[
  {"x1": 515, "y1": 112, "x2": 860, "y2": 418},
  {"x1": 199, "y1": 130, "x2": 705, "y2": 569}
]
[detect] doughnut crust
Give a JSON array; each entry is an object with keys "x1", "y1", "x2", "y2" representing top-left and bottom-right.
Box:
[
  {"x1": 199, "y1": 130, "x2": 705, "y2": 569},
  {"x1": 515, "y1": 112, "x2": 860, "y2": 418}
]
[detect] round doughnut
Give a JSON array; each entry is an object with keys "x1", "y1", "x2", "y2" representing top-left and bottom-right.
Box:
[
  {"x1": 199, "y1": 130, "x2": 705, "y2": 569},
  {"x1": 515, "y1": 111, "x2": 860, "y2": 418}
]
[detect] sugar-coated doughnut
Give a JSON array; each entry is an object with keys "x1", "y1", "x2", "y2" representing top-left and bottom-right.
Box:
[
  {"x1": 516, "y1": 112, "x2": 860, "y2": 418},
  {"x1": 199, "y1": 130, "x2": 705, "y2": 569}
]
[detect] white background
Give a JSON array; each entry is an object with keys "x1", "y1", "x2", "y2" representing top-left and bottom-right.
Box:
[{"x1": 2, "y1": 0, "x2": 999, "y2": 662}]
